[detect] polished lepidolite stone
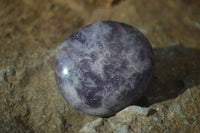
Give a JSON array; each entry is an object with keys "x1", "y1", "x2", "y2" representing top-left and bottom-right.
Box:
[{"x1": 55, "y1": 21, "x2": 154, "y2": 117}]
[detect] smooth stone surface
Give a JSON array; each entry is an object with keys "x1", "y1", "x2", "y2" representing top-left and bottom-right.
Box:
[{"x1": 55, "y1": 21, "x2": 154, "y2": 117}]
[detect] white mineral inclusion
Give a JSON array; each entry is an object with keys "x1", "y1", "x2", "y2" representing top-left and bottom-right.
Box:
[
  {"x1": 63, "y1": 68, "x2": 68, "y2": 76},
  {"x1": 55, "y1": 21, "x2": 154, "y2": 117}
]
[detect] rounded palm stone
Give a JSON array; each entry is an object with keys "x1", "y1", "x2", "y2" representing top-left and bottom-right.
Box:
[{"x1": 55, "y1": 21, "x2": 154, "y2": 117}]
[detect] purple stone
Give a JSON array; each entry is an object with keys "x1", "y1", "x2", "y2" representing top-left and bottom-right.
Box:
[{"x1": 55, "y1": 21, "x2": 154, "y2": 117}]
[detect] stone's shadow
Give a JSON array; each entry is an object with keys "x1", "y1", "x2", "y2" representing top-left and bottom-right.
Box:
[
  {"x1": 111, "y1": 0, "x2": 123, "y2": 6},
  {"x1": 137, "y1": 45, "x2": 200, "y2": 107}
]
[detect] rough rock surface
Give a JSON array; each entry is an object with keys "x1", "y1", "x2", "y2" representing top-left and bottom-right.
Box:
[
  {"x1": 80, "y1": 86, "x2": 200, "y2": 133},
  {"x1": 0, "y1": 0, "x2": 200, "y2": 133}
]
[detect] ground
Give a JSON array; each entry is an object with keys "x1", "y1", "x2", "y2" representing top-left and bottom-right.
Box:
[{"x1": 0, "y1": 0, "x2": 200, "y2": 132}]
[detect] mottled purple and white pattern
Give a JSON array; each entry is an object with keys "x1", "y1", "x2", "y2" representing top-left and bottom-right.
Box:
[{"x1": 55, "y1": 21, "x2": 154, "y2": 117}]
